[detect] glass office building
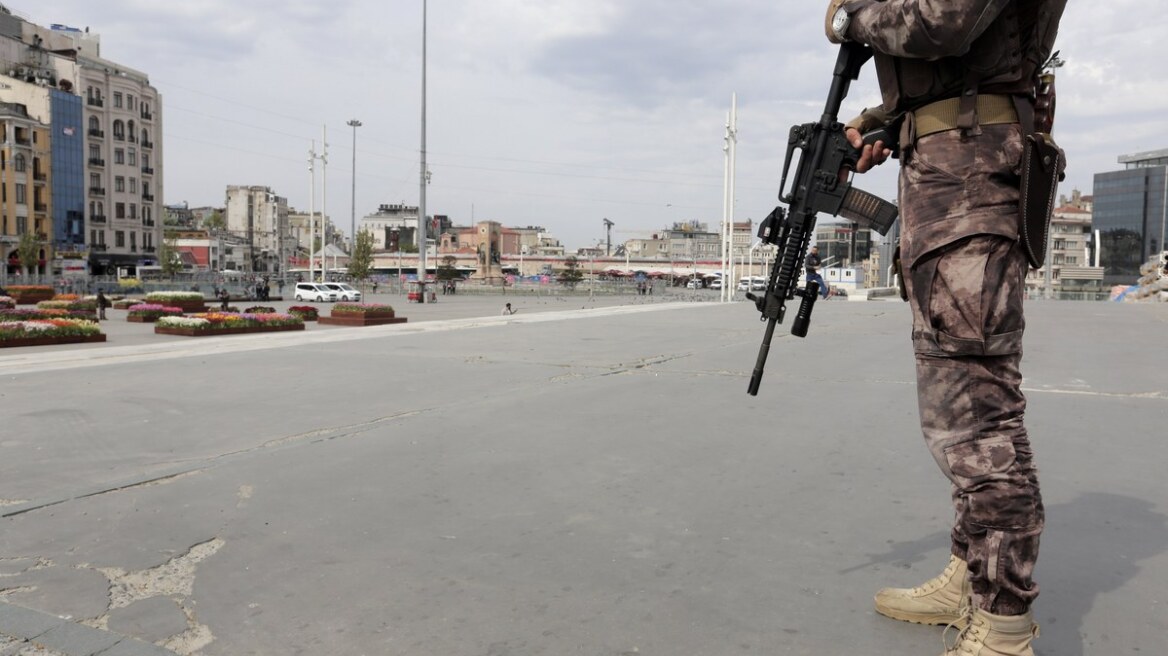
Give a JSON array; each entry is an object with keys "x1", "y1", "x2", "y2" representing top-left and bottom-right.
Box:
[
  {"x1": 1092, "y1": 149, "x2": 1168, "y2": 285},
  {"x1": 50, "y1": 89, "x2": 85, "y2": 252}
]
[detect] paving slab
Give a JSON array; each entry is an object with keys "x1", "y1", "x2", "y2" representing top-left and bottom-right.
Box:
[{"x1": 1, "y1": 296, "x2": 1165, "y2": 655}]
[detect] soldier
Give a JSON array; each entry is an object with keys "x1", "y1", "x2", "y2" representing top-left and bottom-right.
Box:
[{"x1": 825, "y1": 1, "x2": 1067, "y2": 654}]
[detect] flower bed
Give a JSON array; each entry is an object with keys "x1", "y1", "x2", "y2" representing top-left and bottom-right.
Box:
[
  {"x1": 6, "y1": 285, "x2": 54, "y2": 305},
  {"x1": 144, "y1": 291, "x2": 207, "y2": 313},
  {"x1": 126, "y1": 303, "x2": 184, "y2": 323},
  {"x1": 112, "y1": 298, "x2": 143, "y2": 310},
  {"x1": 0, "y1": 296, "x2": 14, "y2": 310},
  {"x1": 319, "y1": 303, "x2": 407, "y2": 327},
  {"x1": 244, "y1": 305, "x2": 277, "y2": 314},
  {"x1": 38, "y1": 298, "x2": 99, "y2": 313},
  {"x1": 0, "y1": 318, "x2": 105, "y2": 348},
  {"x1": 154, "y1": 312, "x2": 305, "y2": 336},
  {"x1": 1, "y1": 308, "x2": 96, "y2": 322},
  {"x1": 287, "y1": 305, "x2": 319, "y2": 321}
]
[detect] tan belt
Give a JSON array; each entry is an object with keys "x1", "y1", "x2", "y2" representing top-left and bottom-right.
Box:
[{"x1": 913, "y1": 94, "x2": 1018, "y2": 139}]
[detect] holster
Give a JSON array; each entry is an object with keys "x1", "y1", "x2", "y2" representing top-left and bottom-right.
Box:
[{"x1": 1019, "y1": 131, "x2": 1065, "y2": 269}]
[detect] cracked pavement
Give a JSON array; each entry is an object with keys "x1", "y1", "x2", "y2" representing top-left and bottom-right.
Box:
[{"x1": 2, "y1": 296, "x2": 1166, "y2": 654}]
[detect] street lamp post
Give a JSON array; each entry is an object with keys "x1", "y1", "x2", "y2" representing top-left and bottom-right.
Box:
[
  {"x1": 416, "y1": 0, "x2": 429, "y2": 301},
  {"x1": 347, "y1": 119, "x2": 362, "y2": 254}
]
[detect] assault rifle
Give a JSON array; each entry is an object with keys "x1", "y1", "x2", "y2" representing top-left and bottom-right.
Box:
[{"x1": 746, "y1": 42, "x2": 899, "y2": 396}]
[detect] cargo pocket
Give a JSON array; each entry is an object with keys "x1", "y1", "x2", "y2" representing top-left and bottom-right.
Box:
[
  {"x1": 943, "y1": 435, "x2": 1027, "y2": 530},
  {"x1": 916, "y1": 236, "x2": 1024, "y2": 357}
]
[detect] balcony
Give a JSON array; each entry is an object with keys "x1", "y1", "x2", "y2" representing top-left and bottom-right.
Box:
[
  {"x1": 142, "y1": 140, "x2": 155, "y2": 149},
  {"x1": 141, "y1": 166, "x2": 154, "y2": 175},
  {"x1": 113, "y1": 133, "x2": 125, "y2": 142},
  {"x1": 90, "y1": 243, "x2": 107, "y2": 251},
  {"x1": 87, "y1": 97, "x2": 104, "y2": 107},
  {"x1": 142, "y1": 193, "x2": 155, "y2": 202},
  {"x1": 34, "y1": 171, "x2": 47, "y2": 182},
  {"x1": 141, "y1": 110, "x2": 153, "y2": 121},
  {"x1": 91, "y1": 214, "x2": 107, "y2": 224},
  {"x1": 34, "y1": 203, "x2": 48, "y2": 213},
  {"x1": 88, "y1": 187, "x2": 106, "y2": 196},
  {"x1": 143, "y1": 246, "x2": 156, "y2": 253},
  {"x1": 88, "y1": 128, "x2": 105, "y2": 138},
  {"x1": 143, "y1": 218, "x2": 156, "y2": 227},
  {"x1": 88, "y1": 157, "x2": 105, "y2": 167}
]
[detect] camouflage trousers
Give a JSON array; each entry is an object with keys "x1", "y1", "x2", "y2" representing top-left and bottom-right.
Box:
[{"x1": 900, "y1": 125, "x2": 1045, "y2": 616}]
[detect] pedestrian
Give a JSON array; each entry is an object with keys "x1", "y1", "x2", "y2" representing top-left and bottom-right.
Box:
[
  {"x1": 218, "y1": 287, "x2": 230, "y2": 311},
  {"x1": 501, "y1": 302, "x2": 516, "y2": 316},
  {"x1": 95, "y1": 290, "x2": 108, "y2": 320},
  {"x1": 804, "y1": 245, "x2": 829, "y2": 300},
  {"x1": 825, "y1": 0, "x2": 1066, "y2": 653}
]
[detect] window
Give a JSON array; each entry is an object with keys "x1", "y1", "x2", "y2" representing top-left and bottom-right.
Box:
[
  {"x1": 113, "y1": 120, "x2": 125, "y2": 140},
  {"x1": 15, "y1": 184, "x2": 26, "y2": 205},
  {"x1": 130, "y1": 178, "x2": 138, "y2": 194},
  {"x1": 17, "y1": 216, "x2": 27, "y2": 234},
  {"x1": 88, "y1": 116, "x2": 99, "y2": 132},
  {"x1": 130, "y1": 231, "x2": 137, "y2": 251},
  {"x1": 115, "y1": 230, "x2": 125, "y2": 247},
  {"x1": 128, "y1": 120, "x2": 136, "y2": 143},
  {"x1": 113, "y1": 92, "x2": 123, "y2": 108},
  {"x1": 127, "y1": 95, "x2": 134, "y2": 111},
  {"x1": 128, "y1": 149, "x2": 137, "y2": 166},
  {"x1": 116, "y1": 202, "x2": 125, "y2": 219},
  {"x1": 129, "y1": 203, "x2": 137, "y2": 219},
  {"x1": 115, "y1": 176, "x2": 125, "y2": 193},
  {"x1": 13, "y1": 154, "x2": 25, "y2": 172},
  {"x1": 114, "y1": 149, "x2": 125, "y2": 165},
  {"x1": 89, "y1": 144, "x2": 100, "y2": 160},
  {"x1": 89, "y1": 173, "x2": 101, "y2": 188}
]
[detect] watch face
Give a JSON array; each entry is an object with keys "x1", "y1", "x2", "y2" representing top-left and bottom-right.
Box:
[{"x1": 833, "y1": 8, "x2": 849, "y2": 37}]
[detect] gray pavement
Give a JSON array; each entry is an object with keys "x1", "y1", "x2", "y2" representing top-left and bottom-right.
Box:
[{"x1": 1, "y1": 295, "x2": 1165, "y2": 655}]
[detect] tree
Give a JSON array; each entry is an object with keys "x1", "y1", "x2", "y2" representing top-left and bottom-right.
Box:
[
  {"x1": 159, "y1": 231, "x2": 184, "y2": 278},
  {"x1": 437, "y1": 255, "x2": 459, "y2": 281},
  {"x1": 559, "y1": 256, "x2": 583, "y2": 288},
  {"x1": 203, "y1": 210, "x2": 225, "y2": 231},
  {"x1": 17, "y1": 230, "x2": 41, "y2": 278},
  {"x1": 348, "y1": 229, "x2": 374, "y2": 285}
]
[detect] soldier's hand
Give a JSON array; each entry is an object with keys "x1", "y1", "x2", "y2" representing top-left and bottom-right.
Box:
[{"x1": 847, "y1": 127, "x2": 891, "y2": 173}]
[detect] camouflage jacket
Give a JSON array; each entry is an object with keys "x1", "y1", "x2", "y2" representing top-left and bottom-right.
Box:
[{"x1": 841, "y1": 0, "x2": 1066, "y2": 115}]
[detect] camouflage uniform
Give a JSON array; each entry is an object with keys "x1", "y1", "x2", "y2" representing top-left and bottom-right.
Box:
[{"x1": 836, "y1": 0, "x2": 1067, "y2": 616}]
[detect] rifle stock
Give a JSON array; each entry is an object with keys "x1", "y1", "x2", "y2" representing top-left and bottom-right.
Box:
[{"x1": 746, "y1": 42, "x2": 898, "y2": 396}]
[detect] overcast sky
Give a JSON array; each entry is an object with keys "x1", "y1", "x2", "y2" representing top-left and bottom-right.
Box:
[{"x1": 22, "y1": 1, "x2": 1168, "y2": 250}]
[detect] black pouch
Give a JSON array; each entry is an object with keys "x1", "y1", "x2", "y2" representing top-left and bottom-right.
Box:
[{"x1": 1019, "y1": 132, "x2": 1066, "y2": 269}]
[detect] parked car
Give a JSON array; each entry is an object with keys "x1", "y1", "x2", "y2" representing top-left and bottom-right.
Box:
[
  {"x1": 293, "y1": 282, "x2": 337, "y2": 303},
  {"x1": 324, "y1": 283, "x2": 361, "y2": 302},
  {"x1": 685, "y1": 278, "x2": 702, "y2": 289},
  {"x1": 709, "y1": 278, "x2": 723, "y2": 290}
]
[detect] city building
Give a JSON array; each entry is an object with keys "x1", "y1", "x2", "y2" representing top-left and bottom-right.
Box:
[
  {"x1": 815, "y1": 221, "x2": 873, "y2": 267},
  {"x1": 224, "y1": 185, "x2": 293, "y2": 275},
  {"x1": 1092, "y1": 148, "x2": 1168, "y2": 285},
  {"x1": 0, "y1": 99, "x2": 50, "y2": 278},
  {"x1": 0, "y1": 7, "x2": 164, "y2": 278},
  {"x1": 1025, "y1": 189, "x2": 1105, "y2": 298}
]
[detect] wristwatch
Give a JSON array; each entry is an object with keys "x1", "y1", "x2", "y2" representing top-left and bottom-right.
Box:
[{"x1": 830, "y1": 7, "x2": 852, "y2": 42}]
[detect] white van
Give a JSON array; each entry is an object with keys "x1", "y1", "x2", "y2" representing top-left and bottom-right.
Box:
[{"x1": 738, "y1": 276, "x2": 766, "y2": 291}]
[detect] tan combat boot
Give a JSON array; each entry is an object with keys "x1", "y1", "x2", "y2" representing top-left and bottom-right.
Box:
[
  {"x1": 942, "y1": 608, "x2": 1039, "y2": 656},
  {"x1": 874, "y1": 554, "x2": 971, "y2": 625}
]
